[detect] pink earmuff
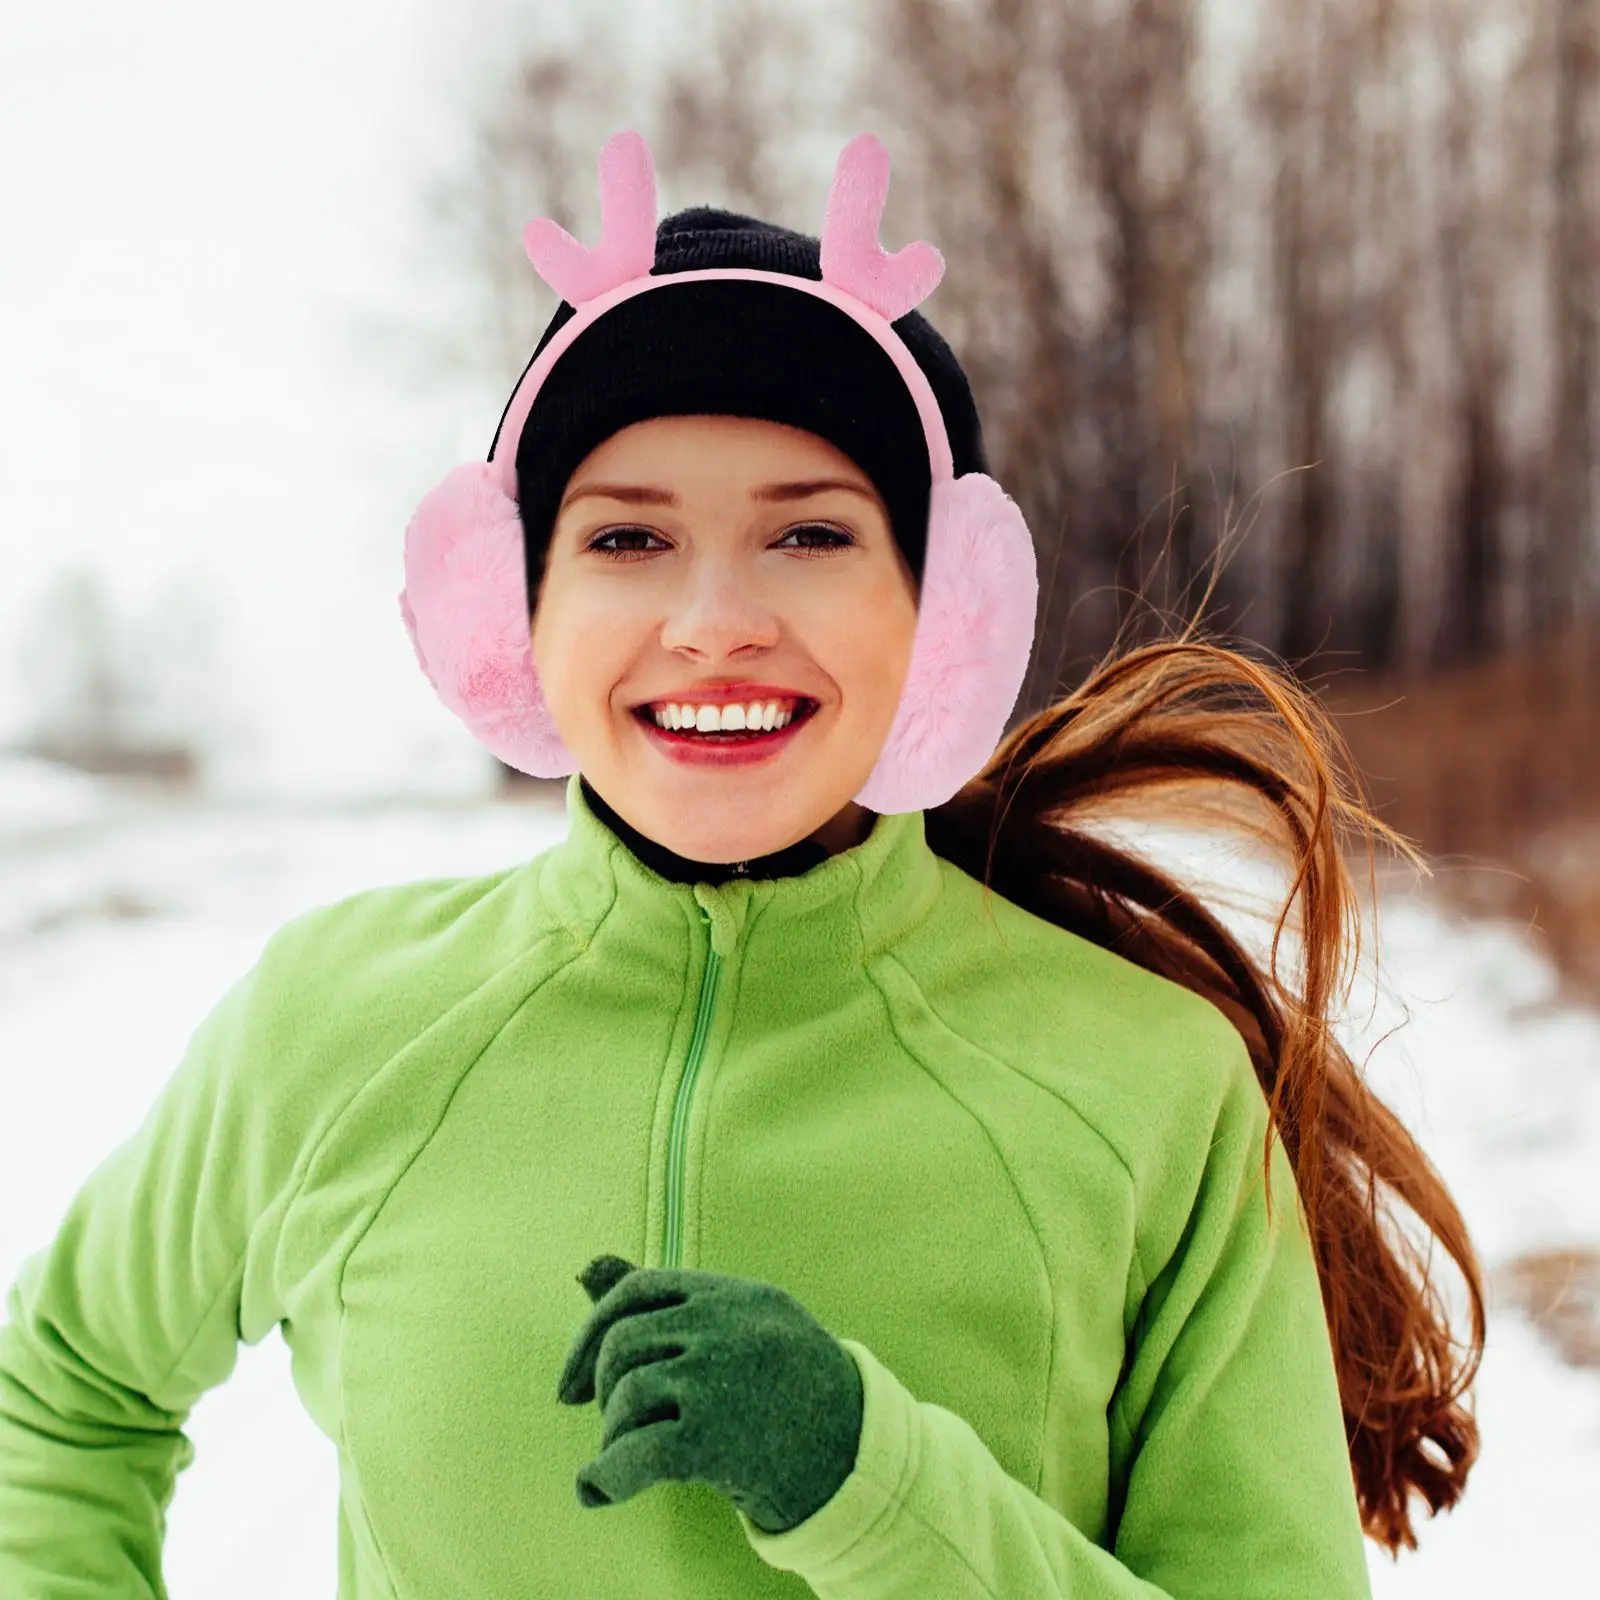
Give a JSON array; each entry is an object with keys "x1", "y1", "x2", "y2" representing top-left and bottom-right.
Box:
[{"x1": 399, "y1": 131, "x2": 1038, "y2": 813}]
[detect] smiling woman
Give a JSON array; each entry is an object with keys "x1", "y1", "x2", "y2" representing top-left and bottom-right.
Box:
[
  {"x1": 0, "y1": 131, "x2": 1483, "y2": 1600},
  {"x1": 530, "y1": 415, "x2": 918, "y2": 866}
]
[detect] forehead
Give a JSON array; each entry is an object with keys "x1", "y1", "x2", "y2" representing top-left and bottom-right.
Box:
[{"x1": 569, "y1": 415, "x2": 873, "y2": 490}]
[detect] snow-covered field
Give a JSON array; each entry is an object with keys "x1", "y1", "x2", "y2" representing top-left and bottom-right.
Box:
[{"x1": 1, "y1": 757, "x2": 1597, "y2": 1596}]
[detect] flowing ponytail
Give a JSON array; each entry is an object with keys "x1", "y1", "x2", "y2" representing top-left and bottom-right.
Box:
[{"x1": 924, "y1": 635, "x2": 1485, "y2": 1554}]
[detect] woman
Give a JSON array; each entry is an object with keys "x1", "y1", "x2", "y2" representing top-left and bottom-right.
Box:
[{"x1": 0, "y1": 133, "x2": 1482, "y2": 1598}]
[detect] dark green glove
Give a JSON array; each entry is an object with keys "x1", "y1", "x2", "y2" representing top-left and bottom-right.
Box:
[{"x1": 555, "y1": 1254, "x2": 864, "y2": 1535}]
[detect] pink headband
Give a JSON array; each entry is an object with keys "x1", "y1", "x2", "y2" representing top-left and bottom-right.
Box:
[{"x1": 490, "y1": 131, "x2": 954, "y2": 497}]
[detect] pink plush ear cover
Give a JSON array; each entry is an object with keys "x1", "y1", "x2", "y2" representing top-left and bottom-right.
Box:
[
  {"x1": 857, "y1": 475, "x2": 1036, "y2": 813},
  {"x1": 400, "y1": 462, "x2": 576, "y2": 777}
]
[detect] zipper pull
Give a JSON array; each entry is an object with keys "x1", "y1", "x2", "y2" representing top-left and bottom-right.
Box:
[{"x1": 693, "y1": 886, "x2": 738, "y2": 958}]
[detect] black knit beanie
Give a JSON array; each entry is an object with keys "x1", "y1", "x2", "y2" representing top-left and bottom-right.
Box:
[{"x1": 501, "y1": 207, "x2": 987, "y2": 607}]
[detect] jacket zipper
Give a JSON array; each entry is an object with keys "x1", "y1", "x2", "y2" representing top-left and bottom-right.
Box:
[{"x1": 663, "y1": 904, "x2": 724, "y2": 1269}]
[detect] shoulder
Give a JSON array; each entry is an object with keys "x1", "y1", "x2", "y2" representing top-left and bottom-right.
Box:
[
  {"x1": 218, "y1": 857, "x2": 564, "y2": 1099},
  {"x1": 258, "y1": 854, "x2": 558, "y2": 984},
  {"x1": 262, "y1": 860, "x2": 531, "y2": 964}
]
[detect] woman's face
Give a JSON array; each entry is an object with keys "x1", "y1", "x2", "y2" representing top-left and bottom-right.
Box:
[{"x1": 530, "y1": 414, "x2": 920, "y2": 865}]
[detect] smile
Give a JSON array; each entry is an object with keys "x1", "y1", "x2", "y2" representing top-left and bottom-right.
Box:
[{"x1": 630, "y1": 700, "x2": 820, "y2": 767}]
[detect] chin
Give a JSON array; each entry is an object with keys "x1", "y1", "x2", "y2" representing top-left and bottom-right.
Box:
[
  {"x1": 662, "y1": 827, "x2": 802, "y2": 864},
  {"x1": 630, "y1": 797, "x2": 816, "y2": 864}
]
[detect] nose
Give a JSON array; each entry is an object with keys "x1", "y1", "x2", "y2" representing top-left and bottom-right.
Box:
[{"x1": 657, "y1": 561, "x2": 782, "y2": 658}]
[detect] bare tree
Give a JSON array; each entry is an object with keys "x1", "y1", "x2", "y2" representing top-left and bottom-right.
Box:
[{"x1": 1541, "y1": 0, "x2": 1600, "y2": 624}]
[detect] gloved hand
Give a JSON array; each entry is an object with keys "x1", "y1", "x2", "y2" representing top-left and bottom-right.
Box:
[{"x1": 556, "y1": 1254, "x2": 864, "y2": 1534}]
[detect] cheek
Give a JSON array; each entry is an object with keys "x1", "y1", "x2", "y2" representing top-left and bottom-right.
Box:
[
  {"x1": 817, "y1": 581, "x2": 918, "y2": 712},
  {"x1": 530, "y1": 578, "x2": 639, "y2": 721}
]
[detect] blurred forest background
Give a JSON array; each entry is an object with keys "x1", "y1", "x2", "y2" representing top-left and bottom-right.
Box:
[
  {"x1": 13, "y1": 0, "x2": 1598, "y2": 988},
  {"x1": 421, "y1": 0, "x2": 1600, "y2": 989}
]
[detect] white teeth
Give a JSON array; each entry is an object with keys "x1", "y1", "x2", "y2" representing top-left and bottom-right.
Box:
[{"x1": 649, "y1": 698, "x2": 800, "y2": 732}]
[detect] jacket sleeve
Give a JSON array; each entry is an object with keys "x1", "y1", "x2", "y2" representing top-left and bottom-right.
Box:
[
  {"x1": 0, "y1": 905, "x2": 366, "y2": 1598},
  {"x1": 737, "y1": 1036, "x2": 1373, "y2": 1600}
]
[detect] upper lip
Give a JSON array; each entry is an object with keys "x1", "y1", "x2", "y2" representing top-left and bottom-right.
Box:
[{"x1": 631, "y1": 682, "x2": 817, "y2": 709}]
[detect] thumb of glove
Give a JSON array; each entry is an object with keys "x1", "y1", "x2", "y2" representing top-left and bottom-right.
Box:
[{"x1": 578, "y1": 1253, "x2": 638, "y2": 1304}]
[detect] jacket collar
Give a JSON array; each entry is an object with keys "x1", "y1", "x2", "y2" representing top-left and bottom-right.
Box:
[
  {"x1": 536, "y1": 773, "x2": 944, "y2": 963},
  {"x1": 578, "y1": 775, "x2": 830, "y2": 886}
]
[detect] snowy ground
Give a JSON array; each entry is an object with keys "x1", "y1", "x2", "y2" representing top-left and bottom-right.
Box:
[{"x1": 1, "y1": 757, "x2": 1597, "y2": 1596}]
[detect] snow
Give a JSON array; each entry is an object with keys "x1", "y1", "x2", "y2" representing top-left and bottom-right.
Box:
[
  {"x1": 1, "y1": 767, "x2": 1597, "y2": 1594},
  {"x1": 0, "y1": 754, "x2": 119, "y2": 834}
]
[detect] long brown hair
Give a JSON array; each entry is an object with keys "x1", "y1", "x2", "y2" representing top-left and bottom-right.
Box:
[{"x1": 923, "y1": 633, "x2": 1485, "y2": 1554}]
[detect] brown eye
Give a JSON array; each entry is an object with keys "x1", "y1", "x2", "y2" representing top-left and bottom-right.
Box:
[
  {"x1": 587, "y1": 526, "x2": 665, "y2": 560},
  {"x1": 777, "y1": 523, "x2": 857, "y2": 553}
]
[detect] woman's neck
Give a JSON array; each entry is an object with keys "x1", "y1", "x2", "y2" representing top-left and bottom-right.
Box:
[{"x1": 579, "y1": 777, "x2": 866, "y2": 885}]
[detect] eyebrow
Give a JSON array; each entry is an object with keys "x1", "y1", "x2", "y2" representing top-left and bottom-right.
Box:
[
  {"x1": 752, "y1": 479, "x2": 880, "y2": 505},
  {"x1": 561, "y1": 484, "x2": 679, "y2": 509},
  {"x1": 560, "y1": 478, "x2": 879, "y2": 510}
]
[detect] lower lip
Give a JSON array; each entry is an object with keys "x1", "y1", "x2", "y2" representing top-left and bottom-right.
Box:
[{"x1": 632, "y1": 704, "x2": 818, "y2": 766}]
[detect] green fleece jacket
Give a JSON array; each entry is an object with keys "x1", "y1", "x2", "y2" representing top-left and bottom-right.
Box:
[{"x1": 0, "y1": 774, "x2": 1371, "y2": 1598}]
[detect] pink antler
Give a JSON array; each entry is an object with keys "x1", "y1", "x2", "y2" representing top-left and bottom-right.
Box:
[
  {"x1": 819, "y1": 134, "x2": 944, "y2": 322},
  {"x1": 522, "y1": 130, "x2": 658, "y2": 305}
]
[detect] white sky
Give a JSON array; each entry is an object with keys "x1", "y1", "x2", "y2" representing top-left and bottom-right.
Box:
[{"x1": 0, "y1": 0, "x2": 559, "y2": 798}]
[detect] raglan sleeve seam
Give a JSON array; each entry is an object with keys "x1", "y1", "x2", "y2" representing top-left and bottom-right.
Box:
[
  {"x1": 140, "y1": 989, "x2": 383, "y2": 1401},
  {"x1": 329, "y1": 941, "x2": 588, "y2": 1327},
  {"x1": 863, "y1": 956, "x2": 1060, "y2": 1476},
  {"x1": 147, "y1": 910, "x2": 575, "y2": 1402},
  {"x1": 876, "y1": 948, "x2": 1153, "y2": 1309}
]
